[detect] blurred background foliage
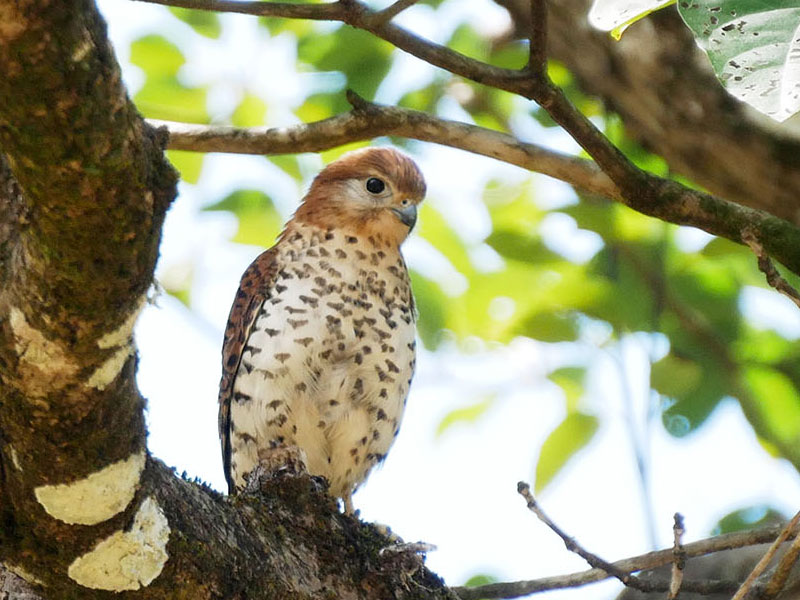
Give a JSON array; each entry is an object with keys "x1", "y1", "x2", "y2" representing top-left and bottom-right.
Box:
[{"x1": 127, "y1": 0, "x2": 798, "y2": 554}]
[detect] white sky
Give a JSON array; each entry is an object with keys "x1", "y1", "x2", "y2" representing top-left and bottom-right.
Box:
[{"x1": 99, "y1": 0, "x2": 800, "y2": 596}]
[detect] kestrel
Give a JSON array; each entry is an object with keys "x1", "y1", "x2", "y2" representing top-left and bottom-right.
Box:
[{"x1": 218, "y1": 147, "x2": 426, "y2": 513}]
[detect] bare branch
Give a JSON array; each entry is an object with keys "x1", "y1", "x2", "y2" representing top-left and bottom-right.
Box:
[
  {"x1": 764, "y1": 525, "x2": 800, "y2": 599},
  {"x1": 732, "y1": 510, "x2": 800, "y2": 600},
  {"x1": 517, "y1": 482, "x2": 652, "y2": 591},
  {"x1": 669, "y1": 513, "x2": 686, "y2": 600},
  {"x1": 742, "y1": 229, "x2": 800, "y2": 310},
  {"x1": 152, "y1": 108, "x2": 618, "y2": 200},
  {"x1": 453, "y1": 525, "x2": 797, "y2": 600},
  {"x1": 526, "y1": 0, "x2": 547, "y2": 74},
  {"x1": 371, "y1": 0, "x2": 419, "y2": 25}
]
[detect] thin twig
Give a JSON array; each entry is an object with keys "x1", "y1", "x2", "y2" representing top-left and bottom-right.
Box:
[
  {"x1": 452, "y1": 524, "x2": 797, "y2": 600},
  {"x1": 453, "y1": 576, "x2": 738, "y2": 600},
  {"x1": 732, "y1": 510, "x2": 800, "y2": 600},
  {"x1": 371, "y1": 0, "x2": 419, "y2": 25},
  {"x1": 764, "y1": 527, "x2": 800, "y2": 599},
  {"x1": 668, "y1": 513, "x2": 686, "y2": 600},
  {"x1": 742, "y1": 229, "x2": 800, "y2": 310},
  {"x1": 517, "y1": 482, "x2": 649, "y2": 591}
]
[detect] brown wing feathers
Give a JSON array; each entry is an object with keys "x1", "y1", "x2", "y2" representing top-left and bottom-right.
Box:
[{"x1": 218, "y1": 248, "x2": 280, "y2": 493}]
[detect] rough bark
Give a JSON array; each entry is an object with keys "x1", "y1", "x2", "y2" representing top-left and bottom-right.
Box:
[
  {"x1": 0, "y1": 1, "x2": 449, "y2": 598},
  {"x1": 496, "y1": 0, "x2": 800, "y2": 225}
]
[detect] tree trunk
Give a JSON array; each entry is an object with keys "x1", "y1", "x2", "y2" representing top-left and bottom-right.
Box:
[{"x1": 0, "y1": 1, "x2": 450, "y2": 597}]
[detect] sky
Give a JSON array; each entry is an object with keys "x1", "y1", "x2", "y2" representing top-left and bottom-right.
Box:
[{"x1": 98, "y1": 0, "x2": 800, "y2": 596}]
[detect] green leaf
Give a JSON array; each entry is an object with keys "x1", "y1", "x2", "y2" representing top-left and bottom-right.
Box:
[
  {"x1": 130, "y1": 34, "x2": 184, "y2": 77},
  {"x1": 588, "y1": 0, "x2": 675, "y2": 38},
  {"x1": 410, "y1": 271, "x2": 448, "y2": 350},
  {"x1": 417, "y1": 204, "x2": 474, "y2": 277},
  {"x1": 131, "y1": 35, "x2": 208, "y2": 123},
  {"x1": 448, "y1": 25, "x2": 490, "y2": 63},
  {"x1": 462, "y1": 573, "x2": 499, "y2": 590},
  {"x1": 166, "y1": 150, "x2": 204, "y2": 184},
  {"x1": 232, "y1": 93, "x2": 267, "y2": 128},
  {"x1": 268, "y1": 155, "x2": 303, "y2": 181},
  {"x1": 486, "y1": 230, "x2": 562, "y2": 265},
  {"x1": 514, "y1": 311, "x2": 579, "y2": 343},
  {"x1": 741, "y1": 365, "x2": 800, "y2": 449},
  {"x1": 297, "y1": 26, "x2": 393, "y2": 113},
  {"x1": 711, "y1": 505, "x2": 787, "y2": 535},
  {"x1": 548, "y1": 367, "x2": 586, "y2": 410},
  {"x1": 535, "y1": 412, "x2": 599, "y2": 493},
  {"x1": 436, "y1": 397, "x2": 495, "y2": 438},
  {"x1": 169, "y1": 7, "x2": 221, "y2": 39},
  {"x1": 204, "y1": 189, "x2": 281, "y2": 247},
  {"x1": 651, "y1": 354, "x2": 703, "y2": 398},
  {"x1": 678, "y1": 0, "x2": 800, "y2": 121}
]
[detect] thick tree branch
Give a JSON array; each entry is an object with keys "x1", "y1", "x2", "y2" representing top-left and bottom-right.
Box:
[
  {"x1": 153, "y1": 107, "x2": 620, "y2": 199},
  {"x1": 153, "y1": 96, "x2": 800, "y2": 280}
]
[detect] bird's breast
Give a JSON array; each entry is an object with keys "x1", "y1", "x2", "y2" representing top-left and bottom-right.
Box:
[{"x1": 228, "y1": 227, "x2": 417, "y2": 496}]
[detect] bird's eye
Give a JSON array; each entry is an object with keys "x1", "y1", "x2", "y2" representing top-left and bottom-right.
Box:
[
  {"x1": 400, "y1": 199, "x2": 410, "y2": 206},
  {"x1": 366, "y1": 177, "x2": 385, "y2": 194}
]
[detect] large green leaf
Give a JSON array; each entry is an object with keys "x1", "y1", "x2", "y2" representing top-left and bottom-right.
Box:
[
  {"x1": 535, "y1": 412, "x2": 599, "y2": 493},
  {"x1": 678, "y1": 0, "x2": 800, "y2": 121}
]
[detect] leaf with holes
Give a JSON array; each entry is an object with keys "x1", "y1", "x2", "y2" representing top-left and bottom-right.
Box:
[{"x1": 679, "y1": 0, "x2": 800, "y2": 121}]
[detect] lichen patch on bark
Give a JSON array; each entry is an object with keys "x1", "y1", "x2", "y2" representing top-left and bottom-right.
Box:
[
  {"x1": 5, "y1": 563, "x2": 46, "y2": 587},
  {"x1": 98, "y1": 296, "x2": 146, "y2": 350},
  {"x1": 86, "y1": 345, "x2": 132, "y2": 391},
  {"x1": 67, "y1": 496, "x2": 170, "y2": 591},
  {"x1": 9, "y1": 307, "x2": 79, "y2": 398},
  {"x1": 34, "y1": 450, "x2": 146, "y2": 525}
]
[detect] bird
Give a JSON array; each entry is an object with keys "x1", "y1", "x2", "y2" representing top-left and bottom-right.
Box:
[{"x1": 218, "y1": 147, "x2": 426, "y2": 514}]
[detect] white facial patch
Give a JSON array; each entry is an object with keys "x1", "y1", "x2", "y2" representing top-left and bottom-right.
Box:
[
  {"x1": 34, "y1": 450, "x2": 146, "y2": 525},
  {"x1": 68, "y1": 496, "x2": 170, "y2": 591}
]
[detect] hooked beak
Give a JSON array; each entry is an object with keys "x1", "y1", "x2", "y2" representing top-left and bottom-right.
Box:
[{"x1": 391, "y1": 203, "x2": 418, "y2": 231}]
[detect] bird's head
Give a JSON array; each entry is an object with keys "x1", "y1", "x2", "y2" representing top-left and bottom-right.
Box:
[{"x1": 293, "y1": 147, "x2": 426, "y2": 247}]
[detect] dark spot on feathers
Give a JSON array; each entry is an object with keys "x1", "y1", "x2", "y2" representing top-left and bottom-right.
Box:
[{"x1": 234, "y1": 392, "x2": 252, "y2": 403}]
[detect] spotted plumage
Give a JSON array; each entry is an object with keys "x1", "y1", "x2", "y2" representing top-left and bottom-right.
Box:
[{"x1": 219, "y1": 147, "x2": 425, "y2": 513}]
